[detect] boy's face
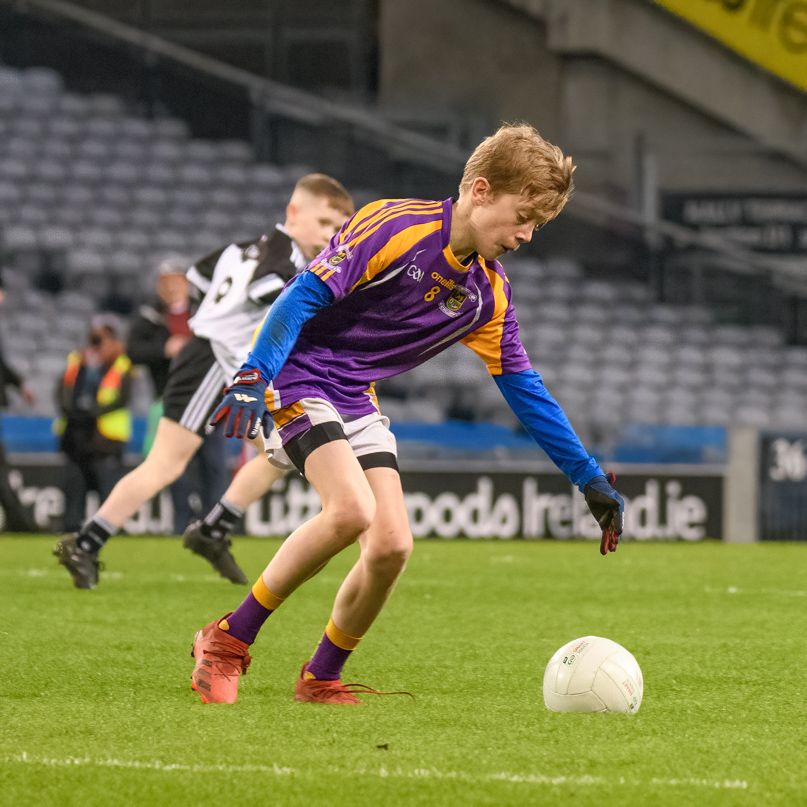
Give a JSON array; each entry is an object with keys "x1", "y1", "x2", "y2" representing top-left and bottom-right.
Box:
[
  {"x1": 285, "y1": 193, "x2": 350, "y2": 261},
  {"x1": 468, "y1": 183, "x2": 543, "y2": 261}
]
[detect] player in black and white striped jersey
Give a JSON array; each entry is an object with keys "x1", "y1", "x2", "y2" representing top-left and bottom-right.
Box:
[
  {"x1": 166, "y1": 228, "x2": 308, "y2": 438},
  {"x1": 54, "y1": 175, "x2": 354, "y2": 590}
]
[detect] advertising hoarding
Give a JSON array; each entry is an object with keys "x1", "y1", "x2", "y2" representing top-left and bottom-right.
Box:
[{"x1": 2, "y1": 459, "x2": 723, "y2": 541}]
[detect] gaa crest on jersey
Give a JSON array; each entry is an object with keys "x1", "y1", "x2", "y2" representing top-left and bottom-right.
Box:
[
  {"x1": 439, "y1": 284, "x2": 475, "y2": 318},
  {"x1": 446, "y1": 287, "x2": 468, "y2": 311},
  {"x1": 244, "y1": 244, "x2": 261, "y2": 260},
  {"x1": 328, "y1": 246, "x2": 353, "y2": 266}
]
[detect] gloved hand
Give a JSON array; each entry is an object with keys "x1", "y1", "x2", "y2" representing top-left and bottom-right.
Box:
[
  {"x1": 207, "y1": 368, "x2": 270, "y2": 439},
  {"x1": 584, "y1": 471, "x2": 625, "y2": 555}
]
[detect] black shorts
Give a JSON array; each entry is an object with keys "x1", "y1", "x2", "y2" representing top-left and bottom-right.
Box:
[{"x1": 162, "y1": 336, "x2": 228, "y2": 436}]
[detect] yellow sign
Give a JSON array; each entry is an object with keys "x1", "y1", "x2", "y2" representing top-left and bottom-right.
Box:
[{"x1": 652, "y1": 0, "x2": 807, "y2": 93}]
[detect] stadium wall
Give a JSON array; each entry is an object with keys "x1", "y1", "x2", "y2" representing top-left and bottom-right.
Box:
[
  {"x1": 378, "y1": 0, "x2": 807, "y2": 202},
  {"x1": 378, "y1": 0, "x2": 561, "y2": 145}
]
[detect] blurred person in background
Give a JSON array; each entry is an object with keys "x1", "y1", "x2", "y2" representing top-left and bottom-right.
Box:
[
  {"x1": 53, "y1": 314, "x2": 133, "y2": 536},
  {"x1": 127, "y1": 254, "x2": 229, "y2": 535},
  {"x1": 53, "y1": 174, "x2": 354, "y2": 590},
  {"x1": 0, "y1": 286, "x2": 38, "y2": 532}
]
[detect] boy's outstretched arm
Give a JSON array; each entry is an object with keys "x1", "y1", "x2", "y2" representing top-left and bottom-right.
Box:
[{"x1": 494, "y1": 368, "x2": 624, "y2": 554}]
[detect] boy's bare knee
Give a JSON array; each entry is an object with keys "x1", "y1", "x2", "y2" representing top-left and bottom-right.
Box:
[
  {"x1": 325, "y1": 497, "x2": 376, "y2": 546},
  {"x1": 365, "y1": 533, "x2": 413, "y2": 579}
]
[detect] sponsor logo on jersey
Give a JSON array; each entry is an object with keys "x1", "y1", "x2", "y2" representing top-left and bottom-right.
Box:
[
  {"x1": 431, "y1": 271, "x2": 456, "y2": 290},
  {"x1": 328, "y1": 246, "x2": 353, "y2": 266}
]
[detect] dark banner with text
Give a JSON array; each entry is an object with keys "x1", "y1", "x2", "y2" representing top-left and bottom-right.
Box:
[
  {"x1": 4, "y1": 463, "x2": 723, "y2": 540},
  {"x1": 3, "y1": 461, "x2": 724, "y2": 541},
  {"x1": 758, "y1": 433, "x2": 807, "y2": 542},
  {"x1": 663, "y1": 193, "x2": 807, "y2": 255}
]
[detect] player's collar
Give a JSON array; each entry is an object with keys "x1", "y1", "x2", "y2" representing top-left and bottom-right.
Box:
[
  {"x1": 442, "y1": 244, "x2": 476, "y2": 272},
  {"x1": 441, "y1": 198, "x2": 475, "y2": 272},
  {"x1": 275, "y1": 223, "x2": 307, "y2": 270}
]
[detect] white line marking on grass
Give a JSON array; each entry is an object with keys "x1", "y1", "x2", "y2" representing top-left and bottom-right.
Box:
[
  {"x1": 15, "y1": 569, "x2": 232, "y2": 584},
  {"x1": 354, "y1": 767, "x2": 747, "y2": 789},
  {"x1": 16, "y1": 569, "x2": 126, "y2": 581},
  {"x1": 650, "y1": 778, "x2": 748, "y2": 789},
  {"x1": 4, "y1": 752, "x2": 293, "y2": 776},
  {"x1": 704, "y1": 585, "x2": 806, "y2": 598},
  {"x1": 169, "y1": 574, "x2": 224, "y2": 583},
  {"x1": 4, "y1": 753, "x2": 748, "y2": 789},
  {"x1": 371, "y1": 768, "x2": 608, "y2": 786}
]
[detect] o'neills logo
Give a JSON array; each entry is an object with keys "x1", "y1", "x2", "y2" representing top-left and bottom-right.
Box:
[{"x1": 431, "y1": 271, "x2": 456, "y2": 290}]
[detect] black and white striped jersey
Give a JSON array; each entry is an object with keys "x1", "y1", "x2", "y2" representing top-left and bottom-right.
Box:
[{"x1": 187, "y1": 224, "x2": 307, "y2": 378}]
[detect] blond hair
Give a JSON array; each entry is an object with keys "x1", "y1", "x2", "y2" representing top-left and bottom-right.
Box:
[
  {"x1": 460, "y1": 123, "x2": 575, "y2": 222},
  {"x1": 294, "y1": 173, "x2": 355, "y2": 218}
]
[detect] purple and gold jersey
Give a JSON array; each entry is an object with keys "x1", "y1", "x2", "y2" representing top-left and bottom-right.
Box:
[{"x1": 268, "y1": 198, "x2": 532, "y2": 424}]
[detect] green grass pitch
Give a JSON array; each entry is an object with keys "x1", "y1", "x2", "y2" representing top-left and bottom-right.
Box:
[{"x1": 1, "y1": 536, "x2": 805, "y2": 807}]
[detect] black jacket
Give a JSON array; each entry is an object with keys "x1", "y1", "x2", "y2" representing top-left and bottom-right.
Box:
[
  {"x1": 127, "y1": 297, "x2": 182, "y2": 397},
  {"x1": 0, "y1": 344, "x2": 23, "y2": 410}
]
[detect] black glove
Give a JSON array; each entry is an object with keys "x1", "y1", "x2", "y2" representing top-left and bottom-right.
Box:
[
  {"x1": 207, "y1": 368, "x2": 270, "y2": 439},
  {"x1": 584, "y1": 471, "x2": 624, "y2": 555}
]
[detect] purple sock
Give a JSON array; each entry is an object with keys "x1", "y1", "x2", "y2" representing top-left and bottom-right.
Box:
[
  {"x1": 221, "y1": 592, "x2": 273, "y2": 645},
  {"x1": 306, "y1": 634, "x2": 353, "y2": 681}
]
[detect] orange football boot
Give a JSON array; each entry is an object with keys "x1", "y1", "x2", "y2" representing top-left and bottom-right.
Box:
[
  {"x1": 190, "y1": 614, "x2": 252, "y2": 704},
  {"x1": 294, "y1": 663, "x2": 413, "y2": 705}
]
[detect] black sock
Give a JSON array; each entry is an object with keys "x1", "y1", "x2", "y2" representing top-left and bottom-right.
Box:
[
  {"x1": 78, "y1": 517, "x2": 115, "y2": 554},
  {"x1": 201, "y1": 497, "x2": 244, "y2": 541}
]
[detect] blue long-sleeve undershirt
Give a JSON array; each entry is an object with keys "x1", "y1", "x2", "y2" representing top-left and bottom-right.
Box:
[
  {"x1": 494, "y1": 369, "x2": 603, "y2": 491},
  {"x1": 243, "y1": 271, "x2": 334, "y2": 381}
]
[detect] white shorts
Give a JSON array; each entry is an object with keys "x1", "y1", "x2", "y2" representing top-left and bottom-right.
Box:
[{"x1": 264, "y1": 397, "x2": 398, "y2": 473}]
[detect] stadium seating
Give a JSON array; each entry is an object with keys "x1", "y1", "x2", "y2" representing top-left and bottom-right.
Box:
[
  {"x1": 1, "y1": 61, "x2": 806, "y2": 444},
  {"x1": 0, "y1": 62, "x2": 306, "y2": 416},
  {"x1": 383, "y1": 255, "x2": 807, "y2": 441}
]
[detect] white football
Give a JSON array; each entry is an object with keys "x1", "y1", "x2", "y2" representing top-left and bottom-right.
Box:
[{"x1": 543, "y1": 636, "x2": 643, "y2": 714}]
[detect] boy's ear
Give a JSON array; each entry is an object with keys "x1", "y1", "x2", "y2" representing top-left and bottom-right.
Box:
[{"x1": 470, "y1": 177, "x2": 492, "y2": 205}]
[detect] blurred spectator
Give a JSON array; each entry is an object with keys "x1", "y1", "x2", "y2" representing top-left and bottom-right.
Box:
[
  {"x1": 54, "y1": 314, "x2": 133, "y2": 533},
  {"x1": 128, "y1": 255, "x2": 194, "y2": 401},
  {"x1": 128, "y1": 255, "x2": 229, "y2": 533},
  {"x1": 0, "y1": 287, "x2": 38, "y2": 531}
]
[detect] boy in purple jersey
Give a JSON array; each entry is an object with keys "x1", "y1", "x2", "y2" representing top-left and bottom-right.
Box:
[{"x1": 190, "y1": 123, "x2": 625, "y2": 705}]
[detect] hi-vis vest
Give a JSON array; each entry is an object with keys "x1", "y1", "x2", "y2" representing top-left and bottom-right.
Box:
[{"x1": 54, "y1": 353, "x2": 132, "y2": 442}]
